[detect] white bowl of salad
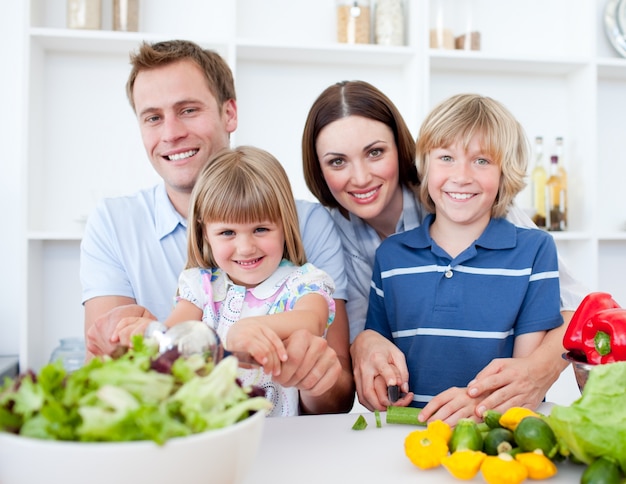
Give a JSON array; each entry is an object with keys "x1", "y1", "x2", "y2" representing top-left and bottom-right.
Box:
[{"x1": 0, "y1": 337, "x2": 271, "y2": 484}]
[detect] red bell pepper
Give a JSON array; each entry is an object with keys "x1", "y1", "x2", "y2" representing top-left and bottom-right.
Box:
[
  {"x1": 580, "y1": 308, "x2": 626, "y2": 364},
  {"x1": 563, "y1": 292, "x2": 620, "y2": 361}
]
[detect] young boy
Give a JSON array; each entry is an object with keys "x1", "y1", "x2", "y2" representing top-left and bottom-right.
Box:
[{"x1": 365, "y1": 94, "x2": 563, "y2": 422}]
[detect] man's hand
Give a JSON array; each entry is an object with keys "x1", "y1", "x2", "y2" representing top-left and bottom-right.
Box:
[
  {"x1": 86, "y1": 303, "x2": 155, "y2": 356},
  {"x1": 351, "y1": 329, "x2": 412, "y2": 411},
  {"x1": 111, "y1": 316, "x2": 160, "y2": 347}
]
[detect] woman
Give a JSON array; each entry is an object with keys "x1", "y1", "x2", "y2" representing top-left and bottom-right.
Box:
[{"x1": 301, "y1": 80, "x2": 588, "y2": 423}]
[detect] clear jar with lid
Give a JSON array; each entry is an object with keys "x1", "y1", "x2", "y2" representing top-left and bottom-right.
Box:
[
  {"x1": 337, "y1": 0, "x2": 371, "y2": 44},
  {"x1": 375, "y1": 0, "x2": 405, "y2": 46},
  {"x1": 49, "y1": 337, "x2": 86, "y2": 373}
]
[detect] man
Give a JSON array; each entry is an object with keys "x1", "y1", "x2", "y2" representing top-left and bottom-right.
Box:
[{"x1": 81, "y1": 40, "x2": 354, "y2": 414}]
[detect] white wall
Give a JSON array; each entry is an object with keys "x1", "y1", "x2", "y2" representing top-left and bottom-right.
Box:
[{"x1": 0, "y1": 3, "x2": 26, "y2": 356}]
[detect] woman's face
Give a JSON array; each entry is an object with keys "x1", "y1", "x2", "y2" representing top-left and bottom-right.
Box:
[{"x1": 316, "y1": 116, "x2": 401, "y2": 225}]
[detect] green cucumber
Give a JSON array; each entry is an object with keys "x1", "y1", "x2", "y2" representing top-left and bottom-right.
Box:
[
  {"x1": 351, "y1": 414, "x2": 368, "y2": 430},
  {"x1": 581, "y1": 456, "x2": 622, "y2": 484},
  {"x1": 513, "y1": 416, "x2": 558, "y2": 458},
  {"x1": 483, "y1": 427, "x2": 515, "y2": 456},
  {"x1": 483, "y1": 409, "x2": 503, "y2": 429},
  {"x1": 449, "y1": 418, "x2": 483, "y2": 452},
  {"x1": 385, "y1": 406, "x2": 426, "y2": 426}
]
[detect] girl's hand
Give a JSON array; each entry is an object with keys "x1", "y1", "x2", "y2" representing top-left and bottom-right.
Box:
[
  {"x1": 111, "y1": 316, "x2": 156, "y2": 346},
  {"x1": 227, "y1": 319, "x2": 288, "y2": 376}
]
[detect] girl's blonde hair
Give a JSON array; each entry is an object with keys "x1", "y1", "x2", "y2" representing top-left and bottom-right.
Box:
[
  {"x1": 416, "y1": 93, "x2": 529, "y2": 218},
  {"x1": 187, "y1": 146, "x2": 306, "y2": 269}
]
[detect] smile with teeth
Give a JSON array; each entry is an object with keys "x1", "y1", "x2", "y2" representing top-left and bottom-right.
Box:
[
  {"x1": 447, "y1": 192, "x2": 475, "y2": 200},
  {"x1": 351, "y1": 187, "x2": 379, "y2": 199},
  {"x1": 235, "y1": 257, "x2": 262, "y2": 266},
  {"x1": 166, "y1": 149, "x2": 198, "y2": 161}
]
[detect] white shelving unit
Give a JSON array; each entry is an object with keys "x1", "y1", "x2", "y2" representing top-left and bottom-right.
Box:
[{"x1": 8, "y1": 0, "x2": 626, "y2": 406}]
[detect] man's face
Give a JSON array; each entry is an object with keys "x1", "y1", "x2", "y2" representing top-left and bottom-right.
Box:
[{"x1": 132, "y1": 59, "x2": 237, "y2": 199}]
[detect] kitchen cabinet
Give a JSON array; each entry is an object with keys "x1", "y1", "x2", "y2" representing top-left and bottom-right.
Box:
[{"x1": 12, "y1": 0, "x2": 626, "y2": 406}]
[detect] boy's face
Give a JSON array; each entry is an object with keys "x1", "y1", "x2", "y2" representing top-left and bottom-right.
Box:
[
  {"x1": 132, "y1": 59, "x2": 237, "y2": 199},
  {"x1": 427, "y1": 134, "x2": 500, "y2": 230}
]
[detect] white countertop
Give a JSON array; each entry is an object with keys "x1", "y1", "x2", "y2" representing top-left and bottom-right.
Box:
[{"x1": 244, "y1": 404, "x2": 584, "y2": 483}]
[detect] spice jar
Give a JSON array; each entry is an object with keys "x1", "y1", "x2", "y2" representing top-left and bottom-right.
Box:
[
  {"x1": 337, "y1": 0, "x2": 371, "y2": 44},
  {"x1": 375, "y1": 0, "x2": 405, "y2": 46},
  {"x1": 67, "y1": 0, "x2": 102, "y2": 30},
  {"x1": 113, "y1": 0, "x2": 140, "y2": 32}
]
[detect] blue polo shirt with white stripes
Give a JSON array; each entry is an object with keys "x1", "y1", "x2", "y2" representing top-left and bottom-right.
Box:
[{"x1": 365, "y1": 214, "x2": 563, "y2": 407}]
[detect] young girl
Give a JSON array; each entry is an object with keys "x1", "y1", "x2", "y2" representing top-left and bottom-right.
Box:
[
  {"x1": 365, "y1": 94, "x2": 563, "y2": 420},
  {"x1": 113, "y1": 146, "x2": 335, "y2": 416}
]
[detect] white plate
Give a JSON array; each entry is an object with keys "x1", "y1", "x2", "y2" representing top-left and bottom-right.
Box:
[{"x1": 605, "y1": 0, "x2": 626, "y2": 57}]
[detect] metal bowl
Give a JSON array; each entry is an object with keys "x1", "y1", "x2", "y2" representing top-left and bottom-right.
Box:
[{"x1": 562, "y1": 352, "x2": 595, "y2": 393}]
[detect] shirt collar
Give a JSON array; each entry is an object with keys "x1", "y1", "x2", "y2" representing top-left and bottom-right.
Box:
[
  {"x1": 155, "y1": 182, "x2": 187, "y2": 240},
  {"x1": 211, "y1": 260, "x2": 297, "y2": 302},
  {"x1": 400, "y1": 214, "x2": 517, "y2": 250}
]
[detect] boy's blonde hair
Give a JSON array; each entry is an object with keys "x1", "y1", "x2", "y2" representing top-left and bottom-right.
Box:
[
  {"x1": 187, "y1": 146, "x2": 306, "y2": 269},
  {"x1": 416, "y1": 93, "x2": 529, "y2": 218}
]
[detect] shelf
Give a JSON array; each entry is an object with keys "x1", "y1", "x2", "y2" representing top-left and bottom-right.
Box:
[
  {"x1": 236, "y1": 40, "x2": 414, "y2": 66},
  {"x1": 429, "y1": 50, "x2": 590, "y2": 76},
  {"x1": 29, "y1": 27, "x2": 229, "y2": 56},
  {"x1": 27, "y1": 232, "x2": 82, "y2": 241},
  {"x1": 597, "y1": 57, "x2": 626, "y2": 79},
  {"x1": 546, "y1": 231, "x2": 593, "y2": 241}
]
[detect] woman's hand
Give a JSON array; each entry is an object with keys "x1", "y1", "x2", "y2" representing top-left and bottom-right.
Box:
[{"x1": 351, "y1": 330, "x2": 412, "y2": 411}]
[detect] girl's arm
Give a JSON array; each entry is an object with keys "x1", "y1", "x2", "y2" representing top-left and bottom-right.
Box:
[
  {"x1": 226, "y1": 293, "x2": 330, "y2": 375},
  {"x1": 162, "y1": 298, "x2": 204, "y2": 328},
  {"x1": 243, "y1": 292, "x2": 330, "y2": 338}
]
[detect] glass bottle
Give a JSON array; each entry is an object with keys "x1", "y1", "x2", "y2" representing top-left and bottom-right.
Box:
[
  {"x1": 531, "y1": 136, "x2": 547, "y2": 229},
  {"x1": 375, "y1": 0, "x2": 404, "y2": 46},
  {"x1": 337, "y1": 0, "x2": 371, "y2": 44},
  {"x1": 49, "y1": 338, "x2": 86, "y2": 373},
  {"x1": 545, "y1": 155, "x2": 566, "y2": 231},
  {"x1": 67, "y1": 0, "x2": 102, "y2": 30},
  {"x1": 555, "y1": 136, "x2": 568, "y2": 227}
]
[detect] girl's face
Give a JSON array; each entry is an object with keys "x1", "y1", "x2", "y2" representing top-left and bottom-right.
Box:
[
  {"x1": 427, "y1": 134, "x2": 501, "y2": 230},
  {"x1": 204, "y1": 220, "x2": 285, "y2": 288},
  {"x1": 316, "y1": 115, "x2": 402, "y2": 227}
]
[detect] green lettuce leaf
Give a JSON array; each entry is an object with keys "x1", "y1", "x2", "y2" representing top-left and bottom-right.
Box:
[{"x1": 547, "y1": 361, "x2": 626, "y2": 472}]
